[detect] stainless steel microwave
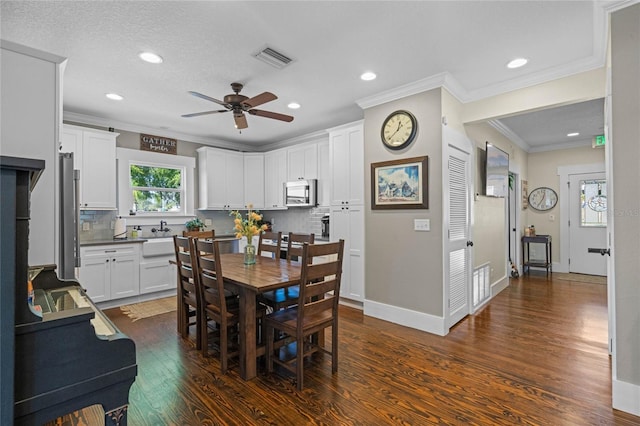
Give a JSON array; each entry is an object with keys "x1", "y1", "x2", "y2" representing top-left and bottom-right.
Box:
[{"x1": 284, "y1": 179, "x2": 317, "y2": 207}]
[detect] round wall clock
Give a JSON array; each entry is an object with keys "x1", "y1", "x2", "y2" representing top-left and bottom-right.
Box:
[
  {"x1": 528, "y1": 187, "x2": 558, "y2": 211},
  {"x1": 381, "y1": 110, "x2": 417, "y2": 150}
]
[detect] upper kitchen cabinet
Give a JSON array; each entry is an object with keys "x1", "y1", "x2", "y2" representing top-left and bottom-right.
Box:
[
  {"x1": 287, "y1": 143, "x2": 318, "y2": 181},
  {"x1": 264, "y1": 148, "x2": 288, "y2": 209},
  {"x1": 243, "y1": 153, "x2": 265, "y2": 209},
  {"x1": 60, "y1": 124, "x2": 118, "y2": 210},
  {"x1": 329, "y1": 121, "x2": 364, "y2": 206},
  {"x1": 317, "y1": 140, "x2": 330, "y2": 206},
  {"x1": 197, "y1": 147, "x2": 244, "y2": 210}
]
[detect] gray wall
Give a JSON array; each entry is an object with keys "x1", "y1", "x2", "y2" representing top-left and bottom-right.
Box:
[
  {"x1": 364, "y1": 89, "x2": 444, "y2": 316},
  {"x1": 611, "y1": 4, "x2": 640, "y2": 387}
]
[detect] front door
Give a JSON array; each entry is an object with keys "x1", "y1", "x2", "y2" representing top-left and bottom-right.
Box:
[{"x1": 569, "y1": 172, "x2": 607, "y2": 276}]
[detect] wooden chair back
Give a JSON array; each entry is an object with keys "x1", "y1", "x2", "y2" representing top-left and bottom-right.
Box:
[
  {"x1": 173, "y1": 235, "x2": 201, "y2": 348},
  {"x1": 183, "y1": 229, "x2": 215, "y2": 239},
  {"x1": 286, "y1": 232, "x2": 315, "y2": 261},
  {"x1": 258, "y1": 231, "x2": 282, "y2": 259},
  {"x1": 297, "y1": 240, "x2": 344, "y2": 319},
  {"x1": 192, "y1": 238, "x2": 228, "y2": 315}
]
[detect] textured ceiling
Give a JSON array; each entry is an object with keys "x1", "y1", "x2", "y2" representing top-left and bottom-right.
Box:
[{"x1": 0, "y1": 1, "x2": 620, "y2": 150}]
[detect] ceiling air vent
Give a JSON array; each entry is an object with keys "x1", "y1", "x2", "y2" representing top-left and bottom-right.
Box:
[{"x1": 253, "y1": 46, "x2": 294, "y2": 69}]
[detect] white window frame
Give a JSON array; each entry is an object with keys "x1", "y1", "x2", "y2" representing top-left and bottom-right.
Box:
[
  {"x1": 117, "y1": 148, "x2": 195, "y2": 220},
  {"x1": 129, "y1": 161, "x2": 185, "y2": 214}
]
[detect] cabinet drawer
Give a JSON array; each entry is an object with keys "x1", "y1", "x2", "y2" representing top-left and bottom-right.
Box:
[{"x1": 81, "y1": 244, "x2": 138, "y2": 258}]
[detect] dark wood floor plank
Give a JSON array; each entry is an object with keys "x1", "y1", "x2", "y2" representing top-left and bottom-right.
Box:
[{"x1": 103, "y1": 273, "x2": 640, "y2": 425}]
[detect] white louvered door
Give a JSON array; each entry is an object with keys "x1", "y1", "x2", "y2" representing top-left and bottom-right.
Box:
[{"x1": 444, "y1": 126, "x2": 473, "y2": 330}]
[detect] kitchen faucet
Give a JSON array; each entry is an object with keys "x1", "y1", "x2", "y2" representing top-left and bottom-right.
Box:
[{"x1": 151, "y1": 220, "x2": 171, "y2": 235}]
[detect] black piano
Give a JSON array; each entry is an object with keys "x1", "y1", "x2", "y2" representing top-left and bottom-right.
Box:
[{"x1": 1, "y1": 156, "x2": 137, "y2": 426}]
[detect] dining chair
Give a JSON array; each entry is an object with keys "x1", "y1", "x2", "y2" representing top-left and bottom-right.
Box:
[
  {"x1": 265, "y1": 239, "x2": 345, "y2": 390},
  {"x1": 258, "y1": 231, "x2": 282, "y2": 259},
  {"x1": 183, "y1": 229, "x2": 215, "y2": 239},
  {"x1": 259, "y1": 232, "x2": 315, "y2": 311},
  {"x1": 173, "y1": 235, "x2": 201, "y2": 350}
]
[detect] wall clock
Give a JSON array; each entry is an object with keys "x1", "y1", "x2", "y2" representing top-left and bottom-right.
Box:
[
  {"x1": 381, "y1": 110, "x2": 417, "y2": 150},
  {"x1": 528, "y1": 187, "x2": 558, "y2": 211}
]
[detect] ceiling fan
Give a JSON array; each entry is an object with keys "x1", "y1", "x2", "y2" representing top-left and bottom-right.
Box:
[{"x1": 181, "y1": 82, "x2": 294, "y2": 130}]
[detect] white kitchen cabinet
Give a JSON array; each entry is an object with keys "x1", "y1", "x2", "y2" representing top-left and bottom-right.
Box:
[
  {"x1": 243, "y1": 153, "x2": 265, "y2": 209},
  {"x1": 79, "y1": 244, "x2": 140, "y2": 302},
  {"x1": 287, "y1": 143, "x2": 318, "y2": 181},
  {"x1": 317, "y1": 140, "x2": 330, "y2": 206},
  {"x1": 264, "y1": 148, "x2": 288, "y2": 209},
  {"x1": 197, "y1": 147, "x2": 244, "y2": 210},
  {"x1": 60, "y1": 124, "x2": 118, "y2": 210},
  {"x1": 139, "y1": 254, "x2": 176, "y2": 294},
  {"x1": 331, "y1": 204, "x2": 364, "y2": 302},
  {"x1": 329, "y1": 121, "x2": 364, "y2": 206}
]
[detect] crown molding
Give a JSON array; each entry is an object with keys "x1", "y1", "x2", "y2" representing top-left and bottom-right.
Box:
[
  {"x1": 63, "y1": 111, "x2": 254, "y2": 151},
  {"x1": 258, "y1": 128, "x2": 329, "y2": 152},
  {"x1": 487, "y1": 120, "x2": 530, "y2": 152}
]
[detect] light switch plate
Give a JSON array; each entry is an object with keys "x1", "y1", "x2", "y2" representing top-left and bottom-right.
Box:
[
  {"x1": 204, "y1": 219, "x2": 212, "y2": 226},
  {"x1": 414, "y1": 219, "x2": 430, "y2": 231}
]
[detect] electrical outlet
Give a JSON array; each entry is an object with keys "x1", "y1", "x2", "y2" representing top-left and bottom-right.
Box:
[
  {"x1": 82, "y1": 222, "x2": 90, "y2": 231},
  {"x1": 414, "y1": 219, "x2": 430, "y2": 231},
  {"x1": 204, "y1": 219, "x2": 212, "y2": 226}
]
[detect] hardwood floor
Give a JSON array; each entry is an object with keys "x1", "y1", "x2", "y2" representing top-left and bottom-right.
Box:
[{"x1": 104, "y1": 272, "x2": 640, "y2": 425}]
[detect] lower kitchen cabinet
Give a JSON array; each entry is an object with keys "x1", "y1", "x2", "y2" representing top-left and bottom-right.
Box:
[
  {"x1": 139, "y1": 253, "x2": 176, "y2": 294},
  {"x1": 79, "y1": 244, "x2": 140, "y2": 302},
  {"x1": 330, "y1": 204, "x2": 364, "y2": 301}
]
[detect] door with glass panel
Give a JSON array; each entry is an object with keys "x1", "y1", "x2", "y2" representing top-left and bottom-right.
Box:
[{"x1": 569, "y1": 172, "x2": 607, "y2": 276}]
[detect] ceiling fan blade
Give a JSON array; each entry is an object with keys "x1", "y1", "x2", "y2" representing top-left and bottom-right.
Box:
[
  {"x1": 181, "y1": 110, "x2": 229, "y2": 118},
  {"x1": 188, "y1": 91, "x2": 229, "y2": 107},
  {"x1": 248, "y1": 109, "x2": 294, "y2": 122},
  {"x1": 241, "y1": 92, "x2": 277, "y2": 109},
  {"x1": 234, "y1": 113, "x2": 248, "y2": 129}
]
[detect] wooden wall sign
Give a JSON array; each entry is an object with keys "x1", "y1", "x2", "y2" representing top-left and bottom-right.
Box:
[{"x1": 140, "y1": 134, "x2": 177, "y2": 155}]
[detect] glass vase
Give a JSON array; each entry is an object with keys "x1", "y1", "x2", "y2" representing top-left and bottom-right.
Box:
[{"x1": 244, "y1": 242, "x2": 256, "y2": 265}]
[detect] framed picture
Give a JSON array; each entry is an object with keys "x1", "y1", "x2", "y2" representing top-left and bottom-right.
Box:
[
  {"x1": 371, "y1": 156, "x2": 428, "y2": 210},
  {"x1": 522, "y1": 179, "x2": 528, "y2": 209}
]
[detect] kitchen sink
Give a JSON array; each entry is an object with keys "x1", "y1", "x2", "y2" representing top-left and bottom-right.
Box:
[{"x1": 142, "y1": 237, "x2": 174, "y2": 257}]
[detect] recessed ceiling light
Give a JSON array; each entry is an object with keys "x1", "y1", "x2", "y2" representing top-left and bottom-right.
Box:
[
  {"x1": 360, "y1": 71, "x2": 376, "y2": 81},
  {"x1": 105, "y1": 93, "x2": 123, "y2": 101},
  {"x1": 288, "y1": 102, "x2": 301, "y2": 109},
  {"x1": 506, "y1": 58, "x2": 528, "y2": 69},
  {"x1": 139, "y1": 51, "x2": 163, "y2": 64},
  {"x1": 567, "y1": 132, "x2": 580, "y2": 137}
]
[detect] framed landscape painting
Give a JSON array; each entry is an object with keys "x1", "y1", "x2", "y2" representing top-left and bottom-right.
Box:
[{"x1": 371, "y1": 156, "x2": 428, "y2": 210}]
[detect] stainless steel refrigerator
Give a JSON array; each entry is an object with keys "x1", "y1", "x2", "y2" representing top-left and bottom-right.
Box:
[{"x1": 58, "y1": 152, "x2": 80, "y2": 279}]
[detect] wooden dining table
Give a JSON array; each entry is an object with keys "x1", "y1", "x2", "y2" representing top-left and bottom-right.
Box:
[{"x1": 219, "y1": 252, "x2": 301, "y2": 380}]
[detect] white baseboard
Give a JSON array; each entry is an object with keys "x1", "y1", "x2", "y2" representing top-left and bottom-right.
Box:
[
  {"x1": 96, "y1": 289, "x2": 176, "y2": 310},
  {"x1": 491, "y1": 274, "x2": 509, "y2": 295},
  {"x1": 613, "y1": 378, "x2": 640, "y2": 416},
  {"x1": 363, "y1": 299, "x2": 447, "y2": 336}
]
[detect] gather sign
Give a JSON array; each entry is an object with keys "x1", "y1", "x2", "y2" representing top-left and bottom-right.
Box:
[{"x1": 140, "y1": 133, "x2": 177, "y2": 155}]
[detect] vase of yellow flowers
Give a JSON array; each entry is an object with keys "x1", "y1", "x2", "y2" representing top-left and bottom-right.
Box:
[{"x1": 230, "y1": 204, "x2": 268, "y2": 265}]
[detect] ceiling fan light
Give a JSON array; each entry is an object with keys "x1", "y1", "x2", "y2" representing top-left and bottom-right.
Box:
[
  {"x1": 507, "y1": 58, "x2": 528, "y2": 69},
  {"x1": 105, "y1": 93, "x2": 123, "y2": 101},
  {"x1": 361, "y1": 71, "x2": 377, "y2": 81},
  {"x1": 139, "y1": 51, "x2": 163, "y2": 64},
  {"x1": 288, "y1": 102, "x2": 300, "y2": 109}
]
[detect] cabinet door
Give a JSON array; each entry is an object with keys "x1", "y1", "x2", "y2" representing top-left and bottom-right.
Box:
[
  {"x1": 264, "y1": 149, "x2": 287, "y2": 209},
  {"x1": 109, "y1": 254, "x2": 139, "y2": 300},
  {"x1": 243, "y1": 153, "x2": 265, "y2": 209},
  {"x1": 331, "y1": 205, "x2": 364, "y2": 301},
  {"x1": 199, "y1": 148, "x2": 227, "y2": 209},
  {"x1": 226, "y1": 151, "x2": 245, "y2": 209},
  {"x1": 81, "y1": 131, "x2": 117, "y2": 209},
  {"x1": 78, "y1": 255, "x2": 110, "y2": 302},
  {"x1": 330, "y1": 125, "x2": 363, "y2": 206},
  {"x1": 317, "y1": 141, "x2": 330, "y2": 206},
  {"x1": 287, "y1": 144, "x2": 317, "y2": 181},
  {"x1": 60, "y1": 126, "x2": 83, "y2": 170}
]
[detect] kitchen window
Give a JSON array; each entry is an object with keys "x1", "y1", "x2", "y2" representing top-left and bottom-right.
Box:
[
  {"x1": 116, "y1": 147, "x2": 195, "y2": 218},
  {"x1": 130, "y1": 163, "x2": 183, "y2": 213}
]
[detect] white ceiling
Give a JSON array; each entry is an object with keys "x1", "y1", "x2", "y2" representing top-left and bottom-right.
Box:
[{"x1": 0, "y1": 1, "x2": 623, "y2": 151}]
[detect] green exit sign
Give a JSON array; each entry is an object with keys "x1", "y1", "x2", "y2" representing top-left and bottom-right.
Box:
[{"x1": 594, "y1": 135, "x2": 606, "y2": 147}]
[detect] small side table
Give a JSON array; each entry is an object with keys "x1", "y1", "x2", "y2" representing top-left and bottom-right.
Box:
[{"x1": 522, "y1": 235, "x2": 552, "y2": 275}]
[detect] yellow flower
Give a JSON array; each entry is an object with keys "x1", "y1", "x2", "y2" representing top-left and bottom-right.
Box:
[{"x1": 229, "y1": 205, "x2": 265, "y2": 243}]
